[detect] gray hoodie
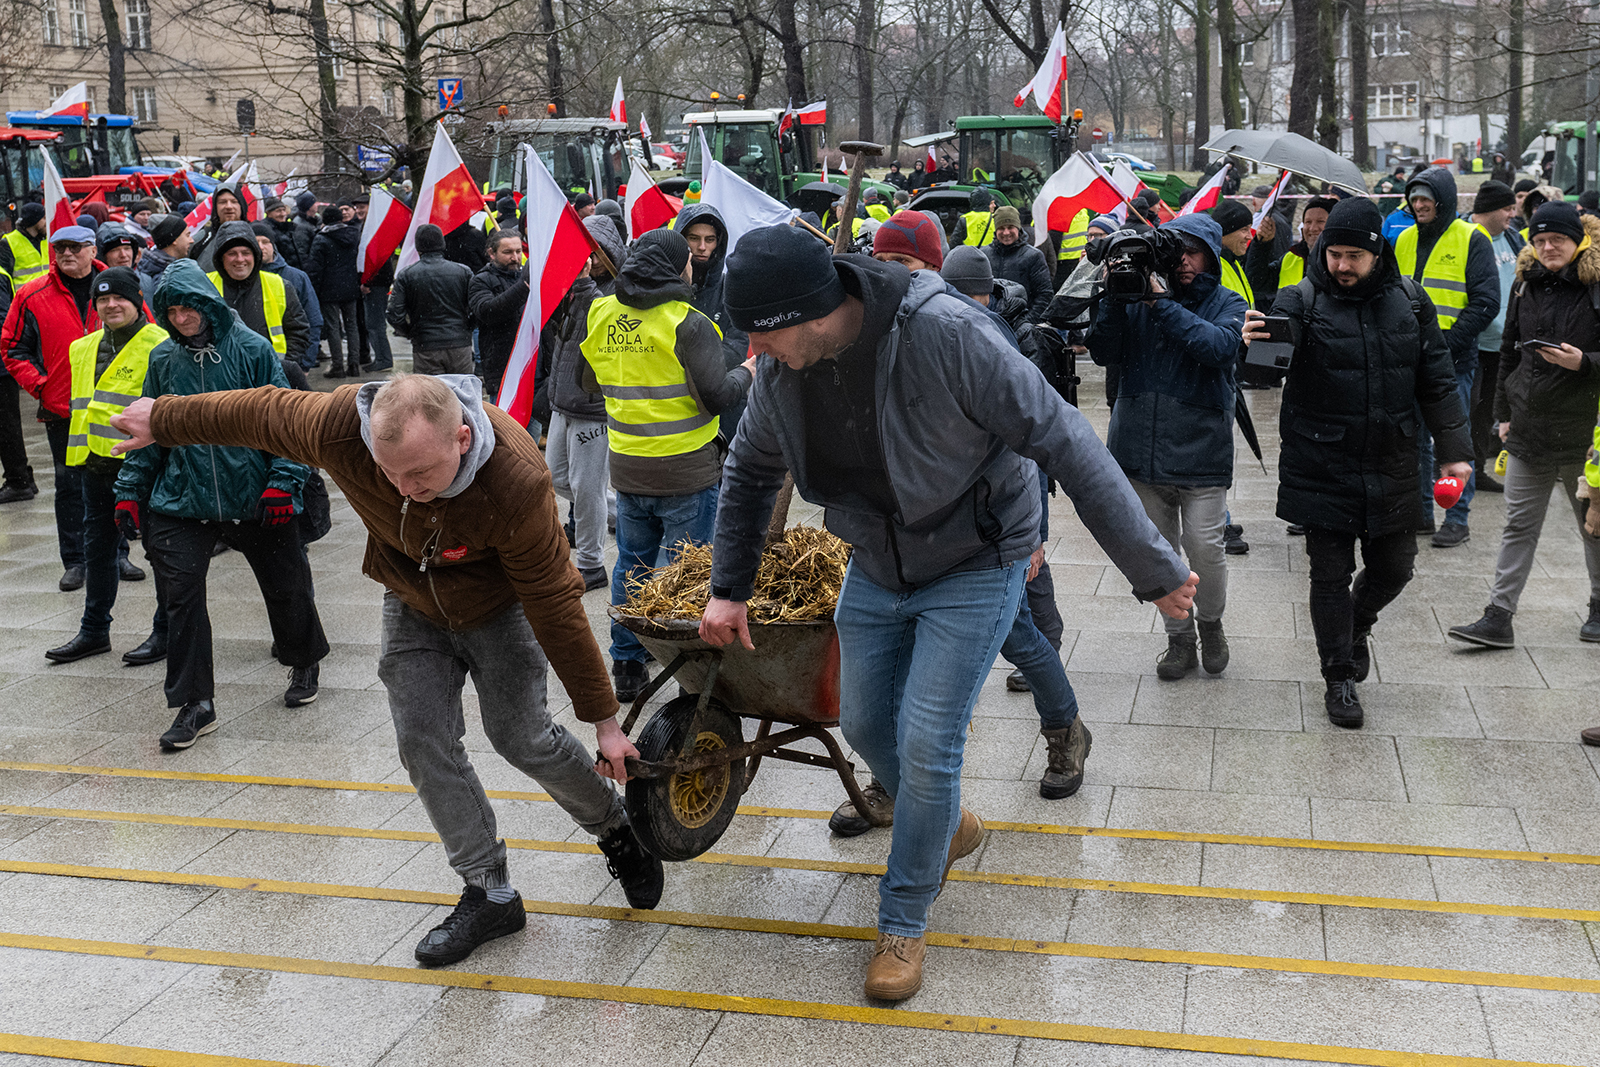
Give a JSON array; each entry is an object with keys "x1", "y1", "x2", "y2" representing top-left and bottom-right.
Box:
[{"x1": 355, "y1": 374, "x2": 495, "y2": 499}]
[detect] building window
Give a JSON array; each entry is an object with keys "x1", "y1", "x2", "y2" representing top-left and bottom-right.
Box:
[
  {"x1": 126, "y1": 0, "x2": 151, "y2": 49},
  {"x1": 1367, "y1": 82, "x2": 1418, "y2": 118},
  {"x1": 329, "y1": 39, "x2": 344, "y2": 79},
  {"x1": 1271, "y1": 18, "x2": 1291, "y2": 63},
  {"x1": 1371, "y1": 20, "x2": 1410, "y2": 56},
  {"x1": 67, "y1": 0, "x2": 88, "y2": 47},
  {"x1": 381, "y1": 86, "x2": 396, "y2": 117},
  {"x1": 42, "y1": 0, "x2": 60, "y2": 45},
  {"x1": 130, "y1": 86, "x2": 157, "y2": 122},
  {"x1": 374, "y1": 9, "x2": 388, "y2": 44},
  {"x1": 1240, "y1": 40, "x2": 1254, "y2": 65}
]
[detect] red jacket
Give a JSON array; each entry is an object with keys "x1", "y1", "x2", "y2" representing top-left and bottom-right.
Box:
[{"x1": 1, "y1": 263, "x2": 103, "y2": 419}]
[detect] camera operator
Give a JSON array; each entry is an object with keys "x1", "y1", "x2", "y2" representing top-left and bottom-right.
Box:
[
  {"x1": 1244, "y1": 198, "x2": 1471, "y2": 729},
  {"x1": 1088, "y1": 213, "x2": 1247, "y2": 681}
]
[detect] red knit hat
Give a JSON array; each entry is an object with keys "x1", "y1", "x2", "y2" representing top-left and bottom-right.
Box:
[{"x1": 872, "y1": 210, "x2": 944, "y2": 269}]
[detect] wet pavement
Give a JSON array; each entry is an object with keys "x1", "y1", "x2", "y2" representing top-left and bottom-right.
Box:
[{"x1": 1, "y1": 358, "x2": 1599, "y2": 1066}]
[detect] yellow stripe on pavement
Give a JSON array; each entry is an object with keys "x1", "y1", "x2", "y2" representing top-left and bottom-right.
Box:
[
  {"x1": 6, "y1": 805, "x2": 1600, "y2": 925},
  {"x1": 0, "y1": 931, "x2": 1579, "y2": 1067},
  {"x1": 5, "y1": 858, "x2": 1600, "y2": 997},
  {"x1": 0, "y1": 1032, "x2": 317, "y2": 1066},
  {"x1": 4, "y1": 760, "x2": 1597, "y2": 867}
]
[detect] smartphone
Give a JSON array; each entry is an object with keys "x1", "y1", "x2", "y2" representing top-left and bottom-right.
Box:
[
  {"x1": 1521, "y1": 338, "x2": 1564, "y2": 352},
  {"x1": 1245, "y1": 315, "x2": 1295, "y2": 369}
]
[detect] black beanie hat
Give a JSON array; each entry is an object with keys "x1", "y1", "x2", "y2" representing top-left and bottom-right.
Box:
[
  {"x1": 414, "y1": 224, "x2": 445, "y2": 253},
  {"x1": 18, "y1": 202, "x2": 45, "y2": 227},
  {"x1": 93, "y1": 266, "x2": 145, "y2": 307},
  {"x1": 321, "y1": 204, "x2": 343, "y2": 224},
  {"x1": 149, "y1": 214, "x2": 188, "y2": 249},
  {"x1": 96, "y1": 223, "x2": 145, "y2": 254},
  {"x1": 1320, "y1": 197, "x2": 1387, "y2": 255},
  {"x1": 941, "y1": 246, "x2": 994, "y2": 296},
  {"x1": 1582, "y1": 190, "x2": 1600, "y2": 211},
  {"x1": 1529, "y1": 201, "x2": 1585, "y2": 243},
  {"x1": 251, "y1": 221, "x2": 276, "y2": 243},
  {"x1": 1472, "y1": 180, "x2": 1516, "y2": 214},
  {"x1": 1513, "y1": 178, "x2": 1539, "y2": 194},
  {"x1": 1209, "y1": 199, "x2": 1252, "y2": 235},
  {"x1": 634, "y1": 227, "x2": 691, "y2": 274},
  {"x1": 724, "y1": 224, "x2": 846, "y2": 333}
]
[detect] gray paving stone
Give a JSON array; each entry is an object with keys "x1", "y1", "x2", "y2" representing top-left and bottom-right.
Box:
[
  {"x1": 0, "y1": 872, "x2": 214, "y2": 944},
  {"x1": 1476, "y1": 986, "x2": 1600, "y2": 1064},
  {"x1": 176, "y1": 826, "x2": 428, "y2": 888},
  {"x1": 1064, "y1": 891, "x2": 1325, "y2": 960},
  {"x1": 1321, "y1": 906, "x2": 1600, "y2": 979},
  {"x1": 1022, "y1": 721, "x2": 1214, "y2": 792},
  {"x1": 979, "y1": 828, "x2": 1202, "y2": 886},
  {"x1": 0, "y1": 946, "x2": 194, "y2": 1042},
  {"x1": 2, "y1": 814, "x2": 232, "y2": 873},
  {"x1": 1199, "y1": 841, "x2": 1439, "y2": 901},
  {"x1": 1210, "y1": 729, "x2": 1408, "y2": 802},
  {"x1": 1131, "y1": 677, "x2": 1303, "y2": 731},
  {"x1": 1301, "y1": 681, "x2": 1483, "y2": 738},
  {"x1": 1515, "y1": 807, "x2": 1600, "y2": 857},
  {"x1": 693, "y1": 1014, "x2": 1019, "y2": 1067},
  {"x1": 1398, "y1": 736, "x2": 1600, "y2": 809},
  {"x1": 1104, "y1": 787, "x2": 1312, "y2": 839},
  {"x1": 1374, "y1": 640, "x2": 1548, "y2": 688},
  {"x1": 1427, "y1": 855, "x2": 1600, "y2": 912},
  {"x1": 1308, "y1": 797, "x2": 1528, "y2": 850},
  {"x1": 1470, "y1": 685, "x2": 1600, "y2": 743}
]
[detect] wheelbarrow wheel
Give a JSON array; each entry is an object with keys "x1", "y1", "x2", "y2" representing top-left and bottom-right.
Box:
[{"x1": 625, "y1": 693, "x2": 745, "y2": 862}]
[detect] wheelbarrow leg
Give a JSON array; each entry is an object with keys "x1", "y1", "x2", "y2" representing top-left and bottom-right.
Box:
[
  {"x1": 744, "y1": 719, "x2": 772, "y2": 790},
  {"x1": 812, "y1": 725, "x2": 892, "y2": 828}
]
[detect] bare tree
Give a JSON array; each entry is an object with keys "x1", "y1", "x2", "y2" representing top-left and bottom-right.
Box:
[{"x1": 1346, "y1": 0, "x2": 1368, "y2": 166}]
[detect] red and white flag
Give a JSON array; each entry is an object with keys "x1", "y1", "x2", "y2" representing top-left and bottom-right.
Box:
[
  {"x1": 45, "y1": 82, "x2": 89, "y2": 119},
  {"x1": 926, "y1": 145, "x2": 938, "y2": 173},
  {"x1": 625, "y1": 158, "x2": 680, "y2": 241},
  {"x1": 1030, "y1": 153, "x2": 1124, "y2": 245},
  {"x1": 1178, "y1": 163, "x2": 1232, "y2": 216},
  {"x1": 397, "y1": 122, "x2": 482, "y2": 272},
  {"x1": 778, "y1": 101, "x2": 796, "y2": 137},
  {"x1": 497, "y1": 147, "x2": 597, "y2": 423},
  {"x1": 797, "y1": 100, "x2": 827, "y2": 126},
  {"x1": 1250, "y1": 169, "x2": 1292, "y2": 234},
  {"x1": 640, "y1": 115, "x2": 652, "y2": 141},
  {"x1": 609, "y1": 77, "x2": 627, "y2": 125},
  {"x1": 39, "y1": 149, "x2": 75, "y2": 243},
  {"x1": 183, "y1": 161, "x2": 249, "y2": 233},
  {"x1": 1013, "y1": 24, "x2": 1068, "y2": 122},
  {"x1": 698, "y1": 128, "x2": 796, "y2": 257},
  {"x1": 357, "y1": 187, "x2": 412, "y2": 285}
]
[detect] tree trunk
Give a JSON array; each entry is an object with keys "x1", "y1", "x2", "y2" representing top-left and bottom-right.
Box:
[
  {"x1": 1194, "y1": 0, "x2": 1211, "y2": 168},
  {"x1": 1217, "y1": 0, "x2": 1242, "y2": 129},
  {"x1": 1507, "y1": 0, "x2": 1523, "y2": 156},
  {"x1": 1316, "y1": 0, "x2": 1340, "y2": 149},
  {"x1": 308, "y1": 0, "x2": 343, "y2": 176},
  {"x1": 1287, "y1": 0, "x2": 1322, "y2": 137},
  {"x1": 1346, "y1": 0, "x2": 1368, "y2": 167},
  {"x1": 1160, "y1": 3, "x2": 1175, "y2": 168},
  {"x1": 853, "y1": 0, "x2": 875, "y2": 140},
  {"x1": 98, "y1": 0, "x2": 125, "y2": 114},
  {"x1": 401, "y1": 0, "x2": 426, "y2": 176},
  {"x1": 776, "y1": 0, "x2": 808, "y2": 105},
  {"x1": 540, "y1": 0, "x2": 564, "y2": 116}
]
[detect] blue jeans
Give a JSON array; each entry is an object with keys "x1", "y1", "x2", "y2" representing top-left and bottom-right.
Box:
[
  {"x1": 1419, "y1": 361, "x2": 1477, "y2": 527},
  {"x1": 835, "y1": 557, "x2": 1028, "y2": 937},
  {"x1": 609, "y1": 486, "x2": 719, "y2": 663},
  {"x1": 1001, "y1": 597, "x2": 1078, "y2": 729}
]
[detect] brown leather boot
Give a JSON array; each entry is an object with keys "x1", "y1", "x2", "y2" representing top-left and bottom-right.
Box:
[
  {"x1": 942, "y1": 808, "x2": 985, "y2": 886},
  {"x1": 864, "y1": 932, "x2": 926, "y2": 1000}
]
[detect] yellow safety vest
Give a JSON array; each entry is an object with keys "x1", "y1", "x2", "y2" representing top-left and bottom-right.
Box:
[
  {"x1": 65, "y1": 323, "x2": 167, "y2": 466},
  {"x1": 1395, "y1": 219, "x2": 1474, "y2": 331},
  {"x1": 580, "y1": 295, "x2": 721, "y2": 458},
  {"x1": 962, "y1": 211, "x2": 994, "y2": 246},
  {"x1": 1278, "y1": 250, "x2": 1305, "y2": 289},
  {"x1": 866, "y1": 204, "x2": 890, "y2": 223},
  {"x1": 1058, "y1": 209, "x2": 1090, "y2": 262},
  {"x1": 207, "y1": 270, "x2": 288, "y2": 354},
  {"x1": 1219, "y1": 254, "x2": 1254, "y2": 309},
  {"x1": 3, "y1": 230, "x2": 47, "y2": 285}
]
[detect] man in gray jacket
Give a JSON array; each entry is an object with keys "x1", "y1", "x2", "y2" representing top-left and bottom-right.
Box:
[{"x1": 700, "y1": 224, "x2": 1196, "y2": 1002}]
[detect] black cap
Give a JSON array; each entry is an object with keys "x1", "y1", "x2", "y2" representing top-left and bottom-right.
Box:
[
  {"x1": 1529, "y1": 201, "x2": 1585, "y2": 243},
  {"x1": 415, "y1": 223, "x2": 445, "y2": 254},
  {"x1": 262, "y1": 196, "x2": 285, "y2": 213},
  {"x1": 93, "y1": 266, "x2": 144, "y2": 307},
  {"x1": 96, "y1": 224, "x2": 145, "y2": 254},
  {"x1": 321, "y1": 204, "x2": 343, "y2": 224},
  {"x1": 17, "y1": 202, "x2": 45, "y2": 227},
  {"x1": 1472, "y1": 180, "x2": 1516, "y2": 214},
  {"x1": 149, "y1": 214, "x2": 188, "y2": 249},
  {"x1": 1513, "y1": 179, "x2": 1539, "y2": 194},
  {"x1": 1320, "y1": 197, "x2": 1387, "y2": 256},
  {"x1": 1209, "y1": 199, "x2": 1252, "y2": 235},
  {"x1": 251, "y1": 221, "x2": 276, "y2": 243},
  {"x1": 724, "y1": 224, "x2": 846, "y2": 333}
]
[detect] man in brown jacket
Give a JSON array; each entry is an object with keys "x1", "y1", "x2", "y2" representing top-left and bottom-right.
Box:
[{"x1": 113, "y1": 372, "x2": 663, "y2": 966}]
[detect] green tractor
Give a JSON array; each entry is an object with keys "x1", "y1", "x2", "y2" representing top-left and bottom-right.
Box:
[
  {"x1": 904, "y1": 115, "x2": 1070, "y2": 233},
  {"x1": 1542, "y1": 122, "x2": 1591, "y2": 197}
]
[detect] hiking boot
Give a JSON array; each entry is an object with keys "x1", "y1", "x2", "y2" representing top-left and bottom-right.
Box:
[
  {"x1": 579, "y1": 566, "x2": 607, "y2": 591},
  {"x1": 1223, "y1": 523, "x2": 1249, "y2": 555},
  {"x1": 612, "y1": 659, "x2": 648, "y2": 704},
  {"x1": 1005, "y1": 668, "x2": 1030, "y2": 692},
  {"x1": 828, "y1": 777, "x2": 893, "y2": 836},
  {"x1": 1448, "y1": 605, "x2": 1515, "y2": 649},
  {"x1": 1431, "y1": 523, "x2": 1470, "y2": 549},
  {"x1": 1582, "y1": 599, "x2": 1600, "y2": 644},
  {"x1": 597, "y1": 822, "x2": 664, "y2": 910},
  {"x1": 0, "y1": 483, "x2": 38, "y2": 504},
  {"x1": 44, "y1": 631, "x2": 111, "y2": 664},
  {"x1": 1197, "y1": 619, "x2": 1229, "y2": 674},
  {"x1": 58, "y1": 565, "x2": 85, "y2": 592},
  {"x1": 159, "y1": 700, "x2": 217, "y2": 751},
  {"x1": 1155, "y1": 633, "x2": 1198, "y2": 680},
  {"x1": 284, "y1": 665, "x2": 319, "y2": 707},
  {"x1": 1039, "y1": 719, "x2": 1092, "y2": 799},
  {"x1": 864, "y1": 933, "x2": 926, "y2": 1001},
  {"x1": 413, "y1": 885, "x2": 526, "y2": 966},
  {"x1": 122, "y1": 631, "x2": 167, "y2": 666},
  {"x1": 942, "y1": 808, "x2": 984, "y2": 886},
  {"x1": 1582, "y1": 726, "x2": 1600, "y2": 747},
  {"x1": 1324, "y1": 679, "x2": 1364, "y2": 729},
  {"x1": 1350, "y1": 629, "x2": 1372, "y2": 683},
  {"x1": 118, "y1": 557, "x2": 147, "y2": 581}
]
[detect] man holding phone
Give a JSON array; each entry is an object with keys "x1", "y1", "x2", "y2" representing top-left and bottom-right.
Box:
[
  {"x1": 1449, "y1": 201, "x2": 1600, "y2": 649},
  {"x1": 1245, "y1": 197, "x2": 1471, "y2": 728}
]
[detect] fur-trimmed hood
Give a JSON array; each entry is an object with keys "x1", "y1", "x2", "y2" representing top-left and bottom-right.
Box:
[{"x1": 1516, "y1": 212, "x2": 1600, "y2": 284}]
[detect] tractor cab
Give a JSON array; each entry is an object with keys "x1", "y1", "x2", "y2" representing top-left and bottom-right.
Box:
[
  {"x1": 486, "y1": 117, "x2": 634, "y2": 202},
  {"x1": 0, "y1": 127, "x2": 64, "y2": 221},
  {"x1": 680, "y1": 110, "x2": 795, "y2": 199},
  {"x1": 906, "y1": 115, "x2": 1066, "y2": 230},
  {"x1": 5, "y1": 112, "x2": 143, "y2": 179}
]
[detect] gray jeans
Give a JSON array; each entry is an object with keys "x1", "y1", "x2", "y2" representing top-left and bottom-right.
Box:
[
  {"x1": 412, "y1": 345, "x2": 474, "y2": 375},
  {"x1": 547, "y1": 411, "x2": 614, "y2": 571},
  {"x1": 1131, "y1": 480, "x2": 1228, "y2": 633},
  {"x1": 1488, "y1": 453, "x2": 1600, "y2": 614},
  {"x1": 377, "y1": 594, "x2": 626, "y2": 888}
]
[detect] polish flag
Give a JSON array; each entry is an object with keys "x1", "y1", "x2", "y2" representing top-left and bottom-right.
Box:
[
  {"x1": 1030, "y1": 152, "x2": 1125, "y2": 246},
  {"x1": 797, "y1": 100, "x2": 827, "y2": 126},
  {"x1": 183, "y1": 161, "x2": 249, "y2": 234},
  {"x1": 778, "y1": 101, "x2": 796, "y2": 137},
  {"x1": 45, "y1": 82, "x2": 90, "y2": 120},
  {"x1": 926, "y1": 145, "x2": 938, "y2": 173},
  {"x1": 609, "y1": 77, "x2": 627, "y2": 125},
  {"x1": 39, "y1": 149, "x2": 76, "y2": 246},
  {"x1": 1013, "y1": 24, "x2": 1068, "y2": 122},
  {"x1": 497, "y1": 147, "x2": 598, "y2": 424},
  {"x1": 1177, "y1": 163, "x2": 1231, "y2": 216},
  {"x1": 625, "y1": 158, "x2": 680, "y2": 240},
  {"x1": 358, "y1": 187, "x2": 412, "y2": 285},
  {"x1": 1250, "y1": 169, "x2": 1293, "y2": 235},
  {"x1": 640, "y1": 115, "x2": 652, "y2": 141},
  {"x1": 697, "y1": 128, "x2": 796, "y2": 257},
  {"x1": 397, "y1": 121, "x2": 482, "y2": 272}
]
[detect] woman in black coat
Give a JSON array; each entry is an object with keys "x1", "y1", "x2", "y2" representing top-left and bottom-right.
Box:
[{"x1": 306, "y1": 205, "x2": 363, "y2": 377}]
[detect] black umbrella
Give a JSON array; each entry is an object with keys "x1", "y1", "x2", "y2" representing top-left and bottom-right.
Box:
[
  {"x1": 1234, "y1": 386, "x2": 1267, "y2": 474},
  {"x1": 1202, "y1": 129, "x2": 1368, "y2": 195},
  {"x1": 798, "y1": 181, "x2": 846, "y2": 197}
]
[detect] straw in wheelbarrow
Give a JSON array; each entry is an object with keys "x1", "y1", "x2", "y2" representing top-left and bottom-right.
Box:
[{"x1": 621, "y1": 526, "x2": 850, "y2": 622}]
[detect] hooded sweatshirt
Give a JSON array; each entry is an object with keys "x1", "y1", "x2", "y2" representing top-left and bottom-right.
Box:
[
  {"x1": 208, "y1": 221, "x2": 312, "y2": 363},
  {"x1": 674, "y1": 203, "x2": 752, "y2": 435},
  {"x1": 1400, "y1": 166, "x2": 1501, "y2": 363}
]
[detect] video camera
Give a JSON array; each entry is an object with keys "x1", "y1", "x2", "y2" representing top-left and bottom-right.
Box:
[{"x1": 1089, "y1": 228, "x2": 1190, "y2": 302}]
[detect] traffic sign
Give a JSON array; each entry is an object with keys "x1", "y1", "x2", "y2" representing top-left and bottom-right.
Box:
[
  {"x1": 437, "y1": 78, "x2": 464, "y2": 112},
  {"x1": 1092, "y1": 127, "x2": 1104, "y2": 141},
  {"x1": 356, "y1": 145, "x2": 393, "y2": 173}
]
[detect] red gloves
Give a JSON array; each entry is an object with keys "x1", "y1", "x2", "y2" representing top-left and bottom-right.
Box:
[
  {"x1": 256, "y1": 488, "x2": 294, "y2": 527},
  {"x1": 114, "y1": 500, "x2": 140, "y2": 540}
]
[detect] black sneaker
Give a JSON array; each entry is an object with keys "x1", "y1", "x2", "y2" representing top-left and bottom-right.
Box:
[
  {"x1": 597, "y1": 823, "x2": 664, "y2": 909},
  {"x1": 1223, "y1": 523, "x2": 1249, "y2": 555},
  {"x1": 284, "y1": 665, "x2": 319, "y2": 707},
  {"x1": 59, "y1": 565, "x2": 85, "y2": 591},
  {"x1": 1286, "y1": 524, "x2": 1307, "y2": 536},
  {"x1": 1325, "y1": 679, "x2": 1364, "y2": 728},
  {"x1": 1583, "y1": 599, "x2": 1600, "y2": 644},
  {"x1": 1431, "y1": 523, "x2": 1470, "y2": 549},
  {"x1": 1005, "y1": 668, "x2": 1031, "y2": 692},
  {"x1": 1448, "y1": 605, "x2": 1515, "y2": 649},
  {"x1": 118, "y1": 557, "x2": 147, "y2": 581},
  {"x1": 0, "y1": 483, "x2": 38, "y2": 504},
  {"x1": 413, "y1": 885, "x2": 526, "y2": 966},
  {"x1": 612, "y1": 659, "x2": 648, "y2": 703},
  {"x1": 160, "y1": 700, "x2": 217, "y2": 751},
  {"x1": 1155, "y1": 633, "x2": 1198, "y2": 680},
  {"x1": 579, "y1": 566, "x2": 607, "y2": 591}
]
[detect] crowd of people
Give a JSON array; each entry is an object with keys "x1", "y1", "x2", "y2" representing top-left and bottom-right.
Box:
[{"x1": 3, "y1": 150, "x2": 1600, "y2": 1003}]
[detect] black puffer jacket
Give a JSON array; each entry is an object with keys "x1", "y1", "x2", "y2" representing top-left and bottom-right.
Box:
[
  {"x1": 1494, "y1": 212, "x2": 1600, "y2": 462},
  {"x1": 265, "y1": 216, "x2": 304, "y2": 271},
  {"x1": 984, "y1": 238, "x2": 1053, "y2": 321},
  {"x1": 387, "y1": 251, "x2": 474, "y2": 349},
  {"x1": 991, "y1": 278, "x2": 1040, "y2": 367},
  {"x1": 1272, "y1": 234, "x2": 1471, "y2": 536},
  {"x1": 306, "y1": 221, "x2": 362, "y2": 305},
  {"x1": 468, "y1": 260, "x2": 528, "y2": 394}
]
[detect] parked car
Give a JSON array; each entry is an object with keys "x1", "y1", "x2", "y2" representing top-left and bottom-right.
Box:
[
  {"x1": 1103, "y1": 150, "x2": 1155, "y2": 171},
  {"x1": 652, "y1": 141, "x2": 685, "y2": 168}
]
